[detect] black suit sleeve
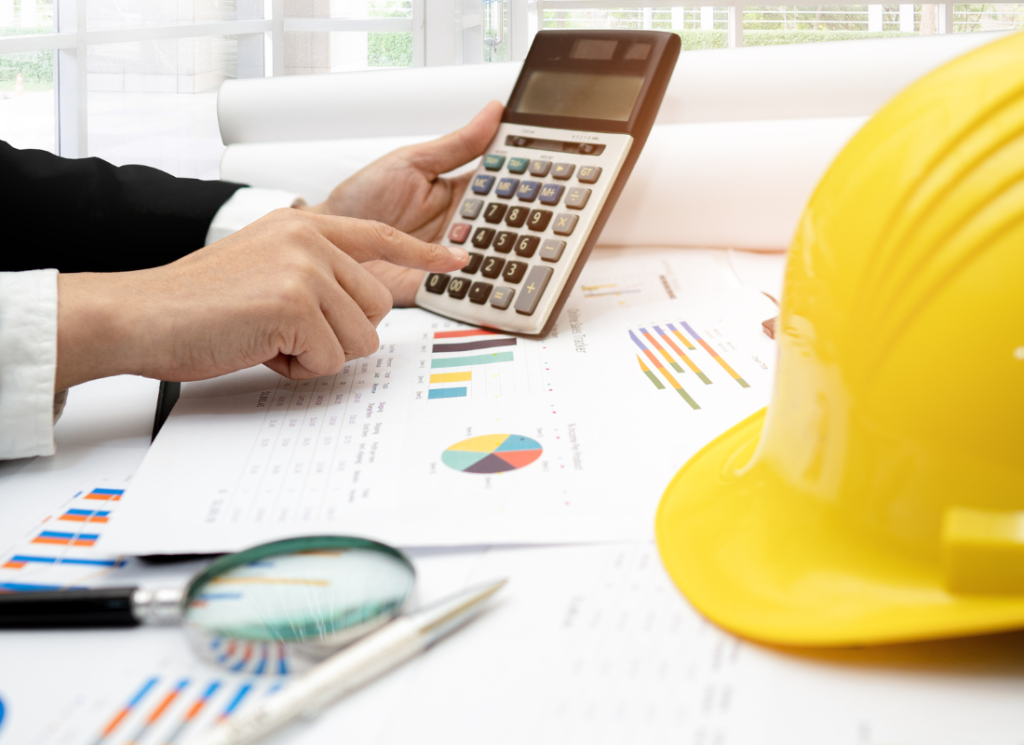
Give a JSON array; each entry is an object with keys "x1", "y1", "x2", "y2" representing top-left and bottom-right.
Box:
[{"x1": 1, "y1": 140, "x2": 248, "y2": 273}]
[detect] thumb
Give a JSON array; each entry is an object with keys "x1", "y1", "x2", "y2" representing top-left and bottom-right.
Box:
[{"x1": 407, "y1": 100, "x2": 504, "y2": 178}]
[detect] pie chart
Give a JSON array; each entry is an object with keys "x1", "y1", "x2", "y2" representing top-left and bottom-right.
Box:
[{"x1": 442, "y1": 434, "x2": 543, "y2": 474}]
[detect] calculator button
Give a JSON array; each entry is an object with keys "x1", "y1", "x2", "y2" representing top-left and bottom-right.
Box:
[
  {"x1": 461, "y1": 252, "x2": 484, "y2": 274},
  {"x1": 577, "y1": 166, "x2": 602, "y2": 184},
  {"x1": 515, "y1": 235, "x2": 540, "y2": 257},
  {"x1": 490, "y1": 286, "x2": 515, "y2": 310},
  {"x1": 459, "y1": 199, "x2": 484, "y2": 219},
  {"x1": 495, "y1": 178, "x2": 520, "y2": 199},
  {"x1": 526, "y1": 210, "x2": 552, "y2": 232},
  {"x1": 552, "y1": 213, "x2": 579, "y2": 236},
  {"x1": 425, "y1": 273, "x2": 451, "y2": 293},
  {"x1": 551, "y1": 163, "x2": 575, "y2": 180},
  {"x1": 471, "y1": 174, "x2": 495, "y2": 195},
  {"x1": 514, "y1": 266, "x2": 554, "y2": 316},
  {"x1": 483, "y1": 154, "x2": 505, "y2": 171},
  {"x1": 493, "y1": 231, "x2": 517, "y2": 253},
  {"x1": 502, "y1": 261, "x2": 529, "y2": 284},
  {"x1": 483, "y1": 202, "x2": 507, "y2": 224},
  {"x1": 529, "y1": 160, "x2": 552, "y2": 177},
  {"x1": 468, "y1": 281, "x2": 493, "y2": 304},
  {"x1": 507, "y1": 157, "x2": 529, "y2": 174},
  {"x1": 538, "y1": 184, "x2": 564, "y2": 206},
  {"x1": 481, "y1": 256, "x2": 506, "y2": 279},
  {"x1": 564, "y1": 187, "x2": 591, "y2": 210},
  {"x1": 516, "y1": 181, "x2": 541, "y2": 202},
  {"x1": 447, "y1": 276, "x2": 470, "y2": 299},
  {"x1": 448, "y1": 223, "x2": 472, "y2": 244},
  {"x1": 505, "y1": 206, "x2": 528, "y2": 228},
  {"x1": 540, "y1": 239, "x2": 566, "y2": 262},
  {"x1": 471, "y1": 227, "x2": 495, "y2": 249}
]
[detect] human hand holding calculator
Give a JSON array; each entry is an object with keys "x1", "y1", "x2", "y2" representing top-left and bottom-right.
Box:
[{"x1": 416, "y1": 30, "x2": 680, "y2": 337}]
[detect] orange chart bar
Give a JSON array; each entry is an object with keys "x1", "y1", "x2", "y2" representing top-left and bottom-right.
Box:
[
  {"x1": 123, "y1": 679, "x2": 189, "y2": 745},
  {"x1": 92, "y1": 677, "x2": 158, "y2": 744},
  {"x1": 629, "y1": 331, "x2": 700, "y2": 409},
  {"x1": 433, "y1": 328, "x2": 498, "y2": 339},
  {"x1": 680, "y1": 322, "x2": 750, "y2": 388},
  {"x1": 652, "y1": 325, "x2": 712, "y2": 385}
]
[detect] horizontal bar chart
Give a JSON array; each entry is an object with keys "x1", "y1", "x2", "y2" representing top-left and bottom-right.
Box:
[
  {"x1": 432, "y1": 337, "x2": 517, "y2": 354},
  {"x1": 654, "y1": 325, "x2": 712, "y2": 384},
  {"x1": 431, "y1": 352, "x2": 514, "y2": 369},
  {"x1": 629, "y1": 331, "x2": 700, "y2": 410},
  {"x1": 84, "y1": 488, "x2": 123, "y2": 501},
  {"x1": 3, "y1": 555, "x2": 121, "y2": 569},
  {"x1": 428, "y1": 387, "x2": 468, "y2": 400},
  {"x1": 60, "y1": 508, "x2": 111, "y2": 523},
  {"x1": 638, "y1": 356, "x2": 665, "y2": 390}
]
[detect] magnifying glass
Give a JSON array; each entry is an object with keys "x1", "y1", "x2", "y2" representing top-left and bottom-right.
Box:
[{"x1": 0, "y1": 536, "x2": 416, "y2": 675}]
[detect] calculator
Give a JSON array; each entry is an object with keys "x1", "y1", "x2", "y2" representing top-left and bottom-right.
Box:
[{"x1": 416, "y1": 29, "x2": 681, "y2": 338}]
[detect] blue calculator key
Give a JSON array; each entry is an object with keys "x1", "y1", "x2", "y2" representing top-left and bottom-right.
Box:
[
  {"x1": 471, "y1": 175, "x2": 495, "y2": 195},
  {"x1": 538, "y1": 184, "x2": 564, "y2": 206},
  {"x1": 507, "y1": 157, "x2": 529, "y2": 174},
  {"x1": 516, "y1": 181, "x2": 541, "y2": 202},
  {"x1": 495, "y1": 178, "x2": 520, "y2": 199},
  {"x1": 483, "y1": 154, "x2": 505, "y2": 171}
]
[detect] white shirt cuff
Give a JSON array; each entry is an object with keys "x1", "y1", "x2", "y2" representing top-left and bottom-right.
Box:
[
  {"x1": 0, "y1": 269, "x2": 59, "y2": 459},
  {"x1": 205, "y1": 187, "x2": 306, "y2": 245}
]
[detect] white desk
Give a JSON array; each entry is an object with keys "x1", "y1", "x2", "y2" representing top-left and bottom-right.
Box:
[{"x1": 2, "y1": 248, "x2": 1022, "y2": 745}]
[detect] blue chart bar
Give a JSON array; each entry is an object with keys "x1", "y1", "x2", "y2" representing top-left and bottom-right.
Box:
[{"x1": 428, "y1": 387, "x2": 468, "y2": 400}]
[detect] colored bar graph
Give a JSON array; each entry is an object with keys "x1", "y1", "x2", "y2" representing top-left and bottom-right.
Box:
[
  {"x1": 629, "y1": 331, "x2": 700, "y2": 410},
  {"x1": 219, "y1": 682, "x2": 253, "y2": 720},
  {"x1": 84, "y1": 488, "x2": 123, "y2": 501},
  {"x1": 163, "y1": 681, "x2": 221, "y2": 745},
  {"x1": 654, "y1": 325, "x2": 712, "y2": 385},
  {"x1": 638, "y1": 356, "x2": 665, "y2": 390},
  {"x1": 32, "y1": 531, "x2": 99, "y2": 547},
  {"x1": 640, "y1": 327, "x2": 683, "y2": 373},
  {"x1": 124, "y1": 679, "x2": 189, "y2": 745},
  {"x1": 60, "y1": 509, "x2": 110, "y2": 523},
  {"x1": 431, "y1": 352, "x2": 514, "y2": 369},
  {"x1": 666, "y1": 323, "x2": 696, "y2": 350},
  {"x1": 3, "y1": 555, "x2": 120, "y2": 569},
  {"x1": 433, "y1": 329, "x2": 498, "y2": 339},
  {"x1": 680, "y1": 322, "x2": 750, "y2": 387},
  {"x1": 428, "y1": 387, "x2": 468, "y2": 400},
  {"x1": 430, "y1": 371, "x2": 472, "y2": 384},
  {"x1": 432, "y1": 337, "x2": 517, "y2": 354},
  {"x1": 91, "y1": 676, "x2": 158, "y2": 745}
]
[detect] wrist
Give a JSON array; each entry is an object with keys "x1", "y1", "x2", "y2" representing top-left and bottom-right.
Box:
[{"x1": 56, "y1": 273, "x2": 141, "y2": 390}]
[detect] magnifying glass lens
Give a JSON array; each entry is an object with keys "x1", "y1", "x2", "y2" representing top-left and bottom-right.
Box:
[{"x1": 185, "y1": 545, "x2": 415, "y2": 646}]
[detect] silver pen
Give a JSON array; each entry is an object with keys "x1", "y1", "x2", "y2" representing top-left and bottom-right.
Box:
[{"x1": 189, "y1": 579, "x2": 507, "y2": 745}]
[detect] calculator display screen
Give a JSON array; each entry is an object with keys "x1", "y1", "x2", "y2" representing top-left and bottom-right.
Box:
[{"x1": 514, "y1": 71, "x2": 644, "y2": 122}]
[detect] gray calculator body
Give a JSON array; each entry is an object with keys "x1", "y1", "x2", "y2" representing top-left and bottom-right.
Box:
[{"x1": 416, "y1": 30, "x2": 681, "y2": 338}]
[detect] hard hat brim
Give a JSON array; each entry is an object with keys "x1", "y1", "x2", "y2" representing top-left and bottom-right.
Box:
[{"x1": 656, "y1": 408, "x2": 1024, "y2": 647}]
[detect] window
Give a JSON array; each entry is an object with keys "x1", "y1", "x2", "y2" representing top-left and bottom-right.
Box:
[{"x1": 3, "y1": 0, "x2": 1021, "y2": 175}]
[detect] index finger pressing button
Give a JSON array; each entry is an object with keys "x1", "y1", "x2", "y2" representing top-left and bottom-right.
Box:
[{"x1": 514, "y1": 265, "x2": 554, "y2": 316}]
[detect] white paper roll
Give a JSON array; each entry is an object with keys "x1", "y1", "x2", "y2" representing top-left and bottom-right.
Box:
[
  {"x1": 217, "y1": 32, "x2": 1004, "y2": 145},
  {"x1": 220, "y1": 117, "x2": 865, "y2": 251}
]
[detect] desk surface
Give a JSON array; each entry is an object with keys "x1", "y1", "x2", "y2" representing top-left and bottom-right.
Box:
[{"x1": 3, "y1": 249, "x2": 1022, "y2": 745}]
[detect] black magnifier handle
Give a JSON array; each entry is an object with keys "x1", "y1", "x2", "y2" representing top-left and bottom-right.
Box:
[{"x1": 0, "y1": 587, "x2": 184, "y2": 628}]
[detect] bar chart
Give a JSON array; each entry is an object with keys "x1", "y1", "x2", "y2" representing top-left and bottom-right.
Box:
[
  {"x1": 0, "y1": 486, "x2": 126, "y2": 592},
  {"x1": 426, "y1": 328, "x2": 519, "y2": 401},
  {"x1": 628, "y1": 318, "x2": 754, "y2": 410}
]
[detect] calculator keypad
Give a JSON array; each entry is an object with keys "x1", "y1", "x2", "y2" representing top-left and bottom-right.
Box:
[{"x1": 419, "y1": 123, "x2": 629, "y2": 331}]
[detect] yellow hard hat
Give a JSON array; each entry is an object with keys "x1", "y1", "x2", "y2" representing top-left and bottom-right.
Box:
[{"x1": 656, "y1": 31, "x2": 1024, "y2": 647}]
